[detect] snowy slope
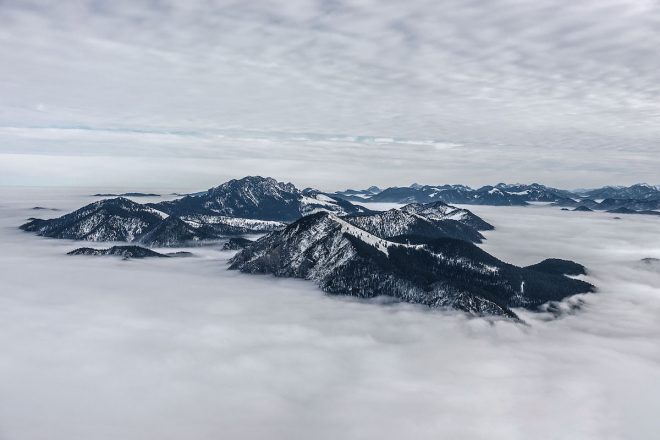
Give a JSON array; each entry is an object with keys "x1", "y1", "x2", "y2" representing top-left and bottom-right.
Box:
[{"x1": 230, "y1": 212, "x2": 594, "y2": 319}]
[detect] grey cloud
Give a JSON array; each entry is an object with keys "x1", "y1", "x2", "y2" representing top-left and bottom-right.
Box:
[{"x1": 0, "y1": 0, "x2": 659, "y2": 187}]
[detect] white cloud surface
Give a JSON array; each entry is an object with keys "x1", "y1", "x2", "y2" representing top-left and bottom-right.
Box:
[
  {"x1": 1, "y1": 188, "x2": 659, "y2": 439},
  {"x1": 1, "y1": 0, "x2": 659, "y2": 188}
]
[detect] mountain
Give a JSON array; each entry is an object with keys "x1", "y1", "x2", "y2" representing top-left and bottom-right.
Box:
[
  {"x1": 229, "y1": 212, "x2": 594, "y2": 319},
  {"x1": 365, "y1": 184, "x2": 482, "y2": 204},
  {"x1": 67, "y1": 245, "x2": 169, "y2": 258},
  {"x1": 338, "y1": 181, "x2": 660, "y2": 214},
  {"x1": 553, "y1": 198, "x2": 599, "y2": 208},
  {"x1": 342, "y1": 202, "x2": 494, "y2": 243},
  {"x1": 222, "y1": 237, "x2": 254, "y2": 250},
  {"x1": 20, "y1": 197, "x2": 284, "y2": 245},
  {"x1": 333, "y1": 182, "x2": 660, "y2": 207},
  {"x1": 581, "y1": 184, "x2": 660, "y2": 201},
  {"x1": 493, "y1": 183, "x2": 575, "y2": 202},
  {"x1": 554, "y1": 195, "x2": 660, "y2": 214},
  {"x1": 340, "y1": 200, "x2": 493, "y2": 243},
  {"x1": 300, "y1": 188, "x2": 372, "y2": 217},
  {"x1": 20, "y1": 197, "x2": 168, "y2": 242},
  {"x1": 572, "y1": 206, "x2": 593, "y2": 212},
  {"x1": 334, "y1": 186, "x2": 382, "y2": 201},
  {"x1": 344, "y1": 209, "x2": 486, "y2": 243},
  {"x1": 136, "y1": 216, "x2": 219, "y2": 246},
  {"x1": 595, "y1": 198, "x2": 660, "y2": 211},
  {"x1": 400, "y1": 201, "x2": 494, "y2": 231},
  {"x1": 20, "y1": 177, "x2": 371, "y2": 246},
  {"x1": 336, "y1": 183, "x2": 532, "y2": 206},
  {"x1": 153, "y1": 176, "x2": 370, "y2": 221},
  {"x1": 471, "y1": 186, "x2": 533, "y2": 205},
  {"x1": 523, "y1": 258, "x2": 587, "y2": 276},
  {"x1": 178, "y1": 215, "x2": 286, "y2": 235}
]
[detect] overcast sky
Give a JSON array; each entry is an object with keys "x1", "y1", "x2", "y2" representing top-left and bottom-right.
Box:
[{"x1": 1, "y1": 0, "x2": 659, "y2": 190}]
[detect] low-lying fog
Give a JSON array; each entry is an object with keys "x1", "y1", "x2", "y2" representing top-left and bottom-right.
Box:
[{"x1": 1, "y1": 188, "x2": 659, "y2": 440}]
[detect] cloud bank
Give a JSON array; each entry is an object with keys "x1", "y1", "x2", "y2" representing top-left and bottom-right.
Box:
[
  {"x1": 1, "y1": 0, "x2": 659, "y2": 188},
  {"x1": 1, "y1": 188, "x2": 659, "y2": 439}
]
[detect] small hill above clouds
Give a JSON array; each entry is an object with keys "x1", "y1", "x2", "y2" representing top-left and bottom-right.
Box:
[{"x1": 67, "y1": 245, "x2": 168, "y2": 258}]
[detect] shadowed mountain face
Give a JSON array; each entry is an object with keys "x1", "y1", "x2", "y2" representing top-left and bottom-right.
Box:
[
  {"x1": 230, "y1": 212, "x2": 594, "y2": 319},
  {"x1": 523, "y1": 258, "x2": 587, "y2": 276},
  {"x1": 222, "y1": 237, "x2": 254, "y2": 250},
  {"x1": 136, "y1": 216, "x2": 216, "y2": 247}
]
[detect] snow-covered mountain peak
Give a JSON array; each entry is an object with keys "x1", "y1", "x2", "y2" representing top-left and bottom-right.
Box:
[{"x1": 153, "y1": 177, "x2": 368, "y2": 221}]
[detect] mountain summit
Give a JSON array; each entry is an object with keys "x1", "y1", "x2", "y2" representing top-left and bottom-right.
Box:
[{"x1": 153, "y1": 176, "x2": 370, "y2": 221}]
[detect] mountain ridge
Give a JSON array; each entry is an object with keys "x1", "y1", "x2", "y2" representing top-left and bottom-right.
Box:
[
  {"x1": 21, "y1": 177, "x2": 493, "y2": 246},
  {"x1": 229, "y1": 211, "x2": 594, "y2": 319},
  {"x1": 334, "y1": 182, "x2": 660, "y2": 214}
]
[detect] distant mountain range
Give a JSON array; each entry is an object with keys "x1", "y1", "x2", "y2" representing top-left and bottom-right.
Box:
[
  {"x1": 334, "y1": 182, "x2": 660, "y2": 214},
  {"x1": 579, "y1": 184, "x2": 660, "y2": 201},
  {"x1": 20, "y1": 175, "x2": 601, "y2": 319},
  {"x1": 553, "y1": 196, "x2": 660, "y2": 212},
  {"x1": 334, "y1": 182, "x2": 574, "y2": 205}
]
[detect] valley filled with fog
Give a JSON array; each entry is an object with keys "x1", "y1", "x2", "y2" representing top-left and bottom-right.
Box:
[{"x1": 1, "y1": 187, "x2": 659, "y2": 440}]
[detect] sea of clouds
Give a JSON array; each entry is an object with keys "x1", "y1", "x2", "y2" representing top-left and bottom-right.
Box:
[{"x1": 0, "y1": 188, "x2": 659, "y2": 439}]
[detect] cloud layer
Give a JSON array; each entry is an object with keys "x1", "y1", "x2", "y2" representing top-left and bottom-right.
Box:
[
  {"x1": 1, "y1": 0, "x2": 659, "y2": 188},
  {"x1": 1, "y1": 188, "x2": 660, "y2": 439}
]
